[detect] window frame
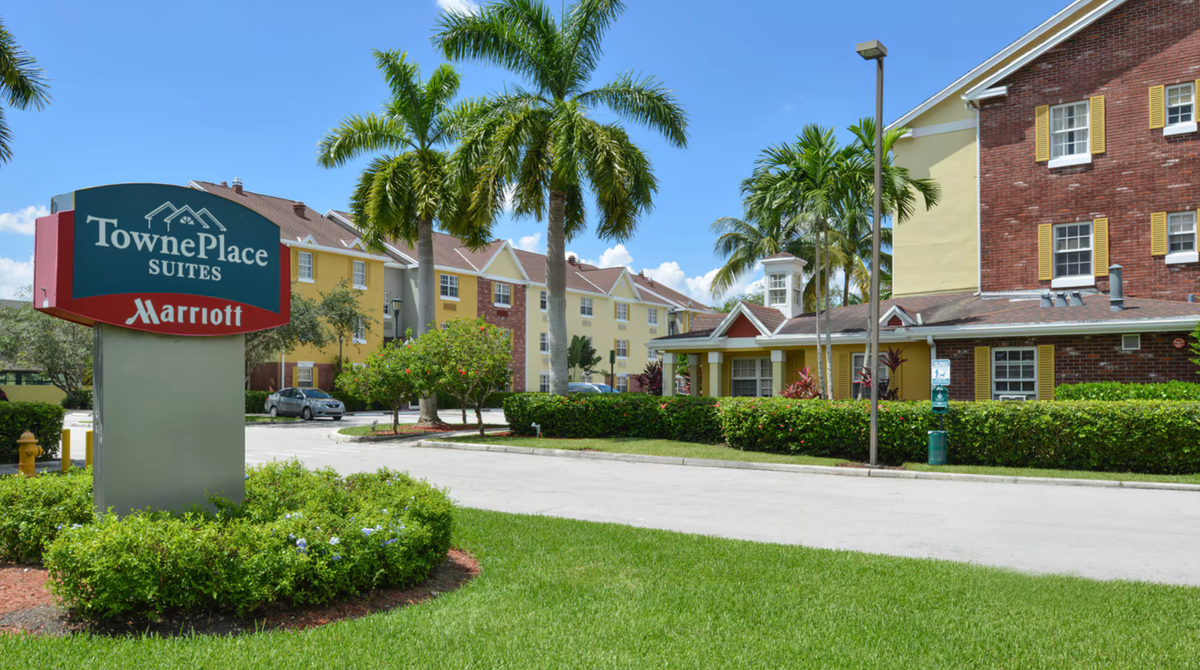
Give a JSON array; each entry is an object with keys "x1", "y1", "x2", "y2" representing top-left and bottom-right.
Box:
[
  {"x1": 616, "y1": 339, "x2": 628, "y2": 359},
  {"x1": 648, "y1": 307, "x2": 659, "y2": 326},
  {"x1": 1167, "y1": 211, "x2": 1197, "y2": 261},
  {"x1": 1052, "y1": 221, "x2": 1094, "y2": 285},
  {"x1": 992, "y1": 347, "x2": 1038, "y2": 401},
  {"x1": 1049, "y1": 101, "x2": 1090, "y2": 162},
  {"x1": 539, "y1": 332, "x2": 549, "y2": 354},
  {"x1": 767, "y1": 274, "x2": 787, "y2": 306},
  {"x1": 383, "y1": 291, "x2": 391, "y2": 318},
  {"x1": 298, "y1": 251, "x2": 314, "y2": 282},
  {"x1": 539, "y1": 372, "x2": 550, "y2": 393},
  {"x1": 297, "y1": 366, "x2": 313, "y2": 389},
  {"x1": 616, "y1": 302, "x2": 629, "y2": 321},
  {"x1": 540, "y1": 290, "x2": 547, "y2": 311},
  {"x1": 440, "y1": 274, "x2": 459, "y2": 300},
  {"x1": 352, "y1": 260, "x2": 367, "y2": 290},
  {"x1": 1166, "y1": 83, "x2": 1195, "y2": 129},
  {"x1": 616, "y1": 374, "x2": 629, "y2": 393},
  {"x1": 580, "y1": 297, "x2": 594, "y2": 317},
  {"x1": 850, "y1": 353, "x2": 890, "y2": 400},
  {"x1": 1121, "y1": 334, "x2": 1141, "y2": 351},
  {"x1": 352, "y1": 316, "x2": 366, "y2": 344},
  {"x1": 731, "y1": 357, "x2": 772, "y2": 398},
  {"x1": 494, "y1": 282, "x2": 512, "y2": 307}
]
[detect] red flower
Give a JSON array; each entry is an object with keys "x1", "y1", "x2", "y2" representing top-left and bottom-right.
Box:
[{"x1": 405, "y1": 369, "x2": 411, "y2": 374}]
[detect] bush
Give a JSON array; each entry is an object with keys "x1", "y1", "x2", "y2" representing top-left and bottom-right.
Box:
[
  {"x1": 503, "y1": 393, "x2": 722, "y2": 444},
  {"x1": 716, "y1": 398, "x2": 1200, "y2": 474},
  {"x1": 245, "y1": 390, "x2": 270, "y2": 414},
  {"x1": 0, "y1": 401, "x2": 66, "y2": 463},
  {"x1": 1056, "y1": 381, "x2": 1200, "y2": 401},
  {"x1": 437, "y1": 391, "x2": 518, "y2": 411},
  {"x1": 61, "y1": 391, "x2": 92, "y2": 410},
  {"x1": 44, "y1": 460, "x2": 454, "y2": 621},
  {"x1": 0, "y1": 468, "x2": 93, "y2": 563}
]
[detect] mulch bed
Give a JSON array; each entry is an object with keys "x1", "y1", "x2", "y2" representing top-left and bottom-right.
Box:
[{"x1": 0, "y1": 549, "x2": 479, "y2": 638}]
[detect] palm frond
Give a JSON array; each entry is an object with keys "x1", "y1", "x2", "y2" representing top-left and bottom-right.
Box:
[
  {"x1": 434, "y1": 0, "x2": 558, "y2": 96},
  {"x1": 0, "y1": 20, "x2": 49, "y2": 110},
  {"x1": 577, "y1": 71, "x2": 688, "y2": 148},
  {"x1": 563, "y1": 0, "x2": 625, "y2": 91},
  {"x1": 316, "y1": 113, "x2": 410, "y2": 168}
]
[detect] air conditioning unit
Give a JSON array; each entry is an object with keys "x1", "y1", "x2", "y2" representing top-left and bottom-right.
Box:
[{"x1": 998, "y1": 395, "x2": 1028, "y2": 402}]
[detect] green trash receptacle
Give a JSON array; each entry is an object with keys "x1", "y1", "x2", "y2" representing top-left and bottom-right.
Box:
[{"x1": 928, "y1": 430, "x2": 947, "y2": 465}]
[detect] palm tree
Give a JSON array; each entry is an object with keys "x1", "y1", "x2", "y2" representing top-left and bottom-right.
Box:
[
  {"x1": 434, "y1": 0, "x2": 688, "y2": 395},
  {"x1": 0, "y1": 17, "x2": 50, "y2": 166},
  {"x1": 317, "y1": 50, "x2": 486, "y2": 425}
]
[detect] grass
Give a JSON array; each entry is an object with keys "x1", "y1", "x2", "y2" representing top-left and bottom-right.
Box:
[
  {"x1": 244, "y1": 416, "x2": 300, "y2": 423},
  {"x1": 338, "y1": 423, "x2": 506, "y2": 437},
  {"x1": 4, "y1": 507, "x2": 1198, "y2": 668},
  {"x1": 904, "y1": 462, "x2": 1200, "y2": 485}
]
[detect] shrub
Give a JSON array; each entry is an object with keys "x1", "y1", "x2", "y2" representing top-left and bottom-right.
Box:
[
  {"x1": 437, "y1": 392, "x2": 518, "y2": 411},
  {"x1": 1056, "y1": 381, "x2": 1200, "y2": 402},
  {"x1": 44, "y1": 460, "x2": 454, "y2": 621},
  {"x1": 503, "y1": 393, "x2": 721, "y2": 444},
  {"x1": 780, "y1": 367, "x2": 819, "y2": 399},
  {"x1": 61, "y1": 391, "x2": 93, "y2": 410},
  {"x1": 0, "y1": 468, "x2": 93, "y2": 563},
  {"x1": 245, "y1": 390, "x2": 270, "y2": 414},
  {"x1": 716, "y1": 398, "x2": 1200, "y2": 474},
  {"x1": 0, "y1": 401, "x2": 66, "y2": 463}
]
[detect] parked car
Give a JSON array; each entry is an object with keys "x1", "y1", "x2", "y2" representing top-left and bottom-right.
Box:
[
  {"x1": 568, "y1": 382, "x2": 617, "y2": 394},
  {"x1": 264, "y1": 387, "x2": 345, "y2": 420}
]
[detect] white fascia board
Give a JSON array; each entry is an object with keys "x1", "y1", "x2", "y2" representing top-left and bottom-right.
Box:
[
  {"x1": 433, "y1": 264, "x2": 481, "y2": 277},
  {"x1": 282, "y1": 239, "x2": 391, "y2": 262},
  {"x1": 880, "y1": 304, "x2": 917, "y2": 326},
  {"x1": 631, "y1": 284, "x2": 684, "y2": 309},
  {"x1": 905, "y1": 117, "x2": 978, "y2": 139},
  {"x1": 912, "y1": 315, "x2": 1200, "y2": 339},
  {"x1": 962, "y1": 0, "x2": 1127, "y2": 100},
  {"x1": 186, "y1": 180, "x2": 208, "y2": 192},
  {"x1": 382, "y1": 243, "x2": 418, "y2": 266},
  {"x1": 887, "y1": 0, "x2": 1099, "y2": 130},
  {"x1": 478, "y1": 242, "x2": 532, "y2": 283},
  {"x1": 452, "y1": 248, "x2": 481, "y2": 272},
  {"x1": 384, "y1": 262, "x2": 407, "y2": 269},
  {"x1": 709, "y1": 303, "x2": 771, "y2": 339},
  {"x1": 971, "y1": 86, "x2": 1008, "y2": 101},
  {"x1": 760, "y1": 331, "x2": 919, "y2": 346},
  {"x1": 325, "y1": 210, "x2": 353, "y2": 226}
]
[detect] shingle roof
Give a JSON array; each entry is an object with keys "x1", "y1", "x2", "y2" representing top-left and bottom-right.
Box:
[
  {"x1": 193, "y1": 181, "x2": 372, "y2": 253},
  {"x1": 763, "y1": 252, "x2": 797, "y2": 260},
  {"x1": 743, "y1": 302, "x2": 786, "y2": 333}
]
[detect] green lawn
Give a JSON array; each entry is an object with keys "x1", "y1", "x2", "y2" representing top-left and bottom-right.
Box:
[
  {"x1": 4, "y1": 508, "x2": 1198, "y2": 668},
  {"x1": 905, "y1": 462, "x2": 1200, "y2": 485}
]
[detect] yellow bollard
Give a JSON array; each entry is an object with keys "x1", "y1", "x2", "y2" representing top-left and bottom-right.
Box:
[
  {"x1": 17, "y1": 431, "x2": 41, "y2": 478},
  {"x1": 85, "y1": 430, "x2": 93, "y2": 468},
  {"x1": 61, "y1": 429, "x2": 71, "y2": 472}
]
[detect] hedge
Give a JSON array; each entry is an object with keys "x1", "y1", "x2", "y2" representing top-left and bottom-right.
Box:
[
  {"x1": 0, "y1": 468, "x2": 93, "y2": 562},
  {"x1": 503, "y1": 393, "x2": 722, "y2": 444},
  {"x1": 1056, "y1": 381, "x2": 1200, "y2": 401},
  {"x1": 436, "y1": 391, "x2": 519, "y2": 411},
  {"x1": 717, "y1": 398, "x2": 1200, "y2": 474},
  {"x1": 0, "y1": 401, "x2": 66, "y2": 463},
  {"x1": 245, "y1": 390, "x2": 270, "y2": 414},
  {"x1": 62, "y1": 391, "x2": 92, "y2": 410}
]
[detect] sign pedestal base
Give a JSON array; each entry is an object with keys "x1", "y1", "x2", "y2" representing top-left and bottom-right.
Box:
[{"x1": 93, "y1": 324, "x2": 245, "y2": 516}]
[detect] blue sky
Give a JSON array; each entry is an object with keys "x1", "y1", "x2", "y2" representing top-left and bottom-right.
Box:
[{"x1": 2, "y1": 0, "x2": 1060, "y2": 303}]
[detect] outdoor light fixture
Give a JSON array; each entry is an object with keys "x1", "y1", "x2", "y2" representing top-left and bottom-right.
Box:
[
  {"x1": 857, "y1": 38, "x2": 886, "y2": 468},
  {"x1": 391, "y1": 298, "x2": 402, "y2": 346}
]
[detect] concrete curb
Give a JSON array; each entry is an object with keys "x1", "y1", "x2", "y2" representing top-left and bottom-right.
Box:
[{"x1": 413, "y1": 440, "x2": 1200, "y2": 493}]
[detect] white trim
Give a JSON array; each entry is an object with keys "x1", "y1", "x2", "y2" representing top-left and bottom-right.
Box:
[
  {"x1": 1164, "y1": 121, "x2": 1198, "y2": 137},
  {"x1": 381, "y1": 243, "x2": 418, "y2": 266},
  {"x1": 879, "y1": 305, "x2": 917, "y2": 327},
  {"x1": 1051, "y1": 275, "x2": 1094, "y2": 289},
  {"x1": 888, "y1": 0, "x2": 1103, "y2": 128},
  {"x1": 1121, "y1": 334, "x2": 1141, "y2": 351},
  {"x1": 1166, "y1": 251, "x2": 1199, "y2": 265},
  {"x1": 708, "y1": 303, "x2": 771, "y2": 339},
  {"x1": 452, "y1": 248, "x2": 481, "y2": 272},
  {"x1": 574, "y1": 272, "x2": 606, "y2": 294},
  {"x1": 1048, "y1": 153, "x2": 1092, "y2": 169},
  {"x1": 298, "y1": 277, "x2": 315, "y2": 284},
  {"x1": 478, "y1": 241, "x2": 533, "y2": 282},
  {"x1": 973, "y1": 86, "x2": 1008, "y2": 101},
  {"x1": 963, "y1": 0, "x2": 1128, "y2": 100},
  {"x1": 281, "y1": 239, "x2": 391, "y2": 262},
  {"x1": 903, "y1": 117, "x2": 978, "y2": 139},
  {"x1": 439, "y1": 296, "x2": 460, "y2": 303},
  {"x1": 707, "y1": 351, "x2": 723, "y2": 364},
  {"x1": 991, "y1": 346, "x2": 1038, "y2": 401}
]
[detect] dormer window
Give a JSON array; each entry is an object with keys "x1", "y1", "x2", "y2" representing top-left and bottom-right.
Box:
[{"x1": 767, "y1": 274, "x2": 787, "y2": 305}]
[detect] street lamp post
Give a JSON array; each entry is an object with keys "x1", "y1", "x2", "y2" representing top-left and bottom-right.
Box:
[
  {"x1": 856, "y1": 39, "x2": 886, "y2": 468},
  {"x1": 391, "y1": 298, "x2": 402, "y2": 346}
]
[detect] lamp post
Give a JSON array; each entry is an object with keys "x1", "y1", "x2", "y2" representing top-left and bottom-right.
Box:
[
  {"x1": 391, "y1": 298, "x2": 402, "y2": 346},
  {"x1": 856, "y1": 39, "x2": 886, "y2": 468}
]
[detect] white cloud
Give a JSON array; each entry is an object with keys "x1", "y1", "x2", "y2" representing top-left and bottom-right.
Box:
[
  {"x1": 508, "y1": 232, "x2": 542, "y2": 253},
  {"x1": 597, "y1": 244, "x2": 633, "y2": 269},
  {"x1": 0, "y1": 255, "x2": 34, "y2": 299},
  {"x1": 436, "y1": 0, "x2": 480, "y2": 15},
  {"x1": 0, "y1": 205, "x2": 48, "y2": 235},
  {"x1": 642, "y1": 261, "x2": 764, "y2": 306}
]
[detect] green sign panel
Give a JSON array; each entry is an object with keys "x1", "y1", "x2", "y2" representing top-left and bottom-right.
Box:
[{"x1": 932, "y1": 385, "x2": 949, "y2": 414}]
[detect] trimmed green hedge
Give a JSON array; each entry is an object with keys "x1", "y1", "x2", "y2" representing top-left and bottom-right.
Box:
[
  {"x1": 0, "y1": 401, "x2": 66, "y2": 463},
  {"x1": 245, "y1": 390, "x2": 270, "y2": 414},
  {"x1": 0, "y1": 468, "x2": 93, "y2": 562},
  {"x1": 1056, "y1": 381, "x2": 1200, "y2": 401},
  {"x1": 503, "y1": 394, "x2": 722, "y2": 444},
  {"x1": 436, "y1": 391, "x2": 519, "y2": 411},
  {"x1": 62, "y1": 391, "x2": 92, "y2": 410},
  {"x1": 717, "y1": 398, "x2": 1200, "y2": 474}
]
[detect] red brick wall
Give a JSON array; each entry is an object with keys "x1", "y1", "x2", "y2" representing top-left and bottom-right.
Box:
[
  {"x1": 248, "y1": 362, "x2": 335, "y2": 392},
  {"x1": 938, "y1": 332, "x2": 1196, "y2": 400},
  {"x1": 477, "y1": 278, "x2": 527, "y2": 391},
  {"x1": 979, "y1": 0, "x2": 1200, "y2": 299}
]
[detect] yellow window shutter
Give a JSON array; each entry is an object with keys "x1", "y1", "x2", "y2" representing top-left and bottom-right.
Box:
[
  {"x1": 1093, "y1": 218, "x2": 1109, "y2": 277},
  {"x1": 1090, "y1": 96, "x2": 1105, "y2": 154},
  {"x1": 1035, "y1": 105, "x2": 1050, "y2": 162},
  {"x1": 974, "y1": 347, "x2": 991, "y2": 401},
  {"x1": 312, "y1": 367, "x2": 320, "y2": 390},
  {"x1": 1037, "y1": 345, "x2": 1055, "y2": 401},
  {"x1": 290, "y1": 367, "x2": 297, "y2": 388},
  {"x1": 838, "y1": 352, "x2": 850, "y2": 399},
  {"x1": 1038, "y1": 224, "x2": 1053, "y2": 281},
  {"x1": 1151, "y1": 212, "x2": 1168, "y2": 256},
  {"x1": 1149, "y1": 85, "x2": 1166, "y2": 129}
]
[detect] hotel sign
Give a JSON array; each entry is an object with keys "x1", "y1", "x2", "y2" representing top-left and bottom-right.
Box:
[{"x1": 34, "y1": 183, "x2": 290, "y2": 335}]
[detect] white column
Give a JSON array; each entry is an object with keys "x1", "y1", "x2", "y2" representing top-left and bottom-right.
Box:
[
  {"x1": 771, "y1": 350, "x2": 786, "y2": 396},
  {"x1": 662, "y1": 353, "x2": 676, "y2": 397},
  {"x1": 688, "y1": 354, "x2": 701, "y2": 396},
  {"x1": 708, "y1": 352, "x2": 723, "y2": 398}
]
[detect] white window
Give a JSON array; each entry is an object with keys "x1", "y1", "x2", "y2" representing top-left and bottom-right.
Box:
[
  {"x1": 1050, "y1": 101, "x2": 1090, "y2": 159},
  {"x1": 540, "y1": 332, "x2": 549, "y2": 354},
  {"x1": 648, "y1": 307, "x2": 658, "y2": 326},
  {"x1": 580, "y1": 297, "x2": 593, "y2": 317},
  {"x1": 539, "y1": 372, "x2": 550, "y2": 393},
  {"x1": 1054, "y1": 222, "x2": 1092, "y2": 279},
  {"x1": 851, "y1": 353, "x2": 890, "y2": 399},
  {"x1": 767, "y1": 274, "x2": 787, "y2": 305},
  {"x1": 1167, "y1": 83, "x2": 1195, "y2": 127},
  {"x1": 540, "y1": 290, "x2": 547, "y2": 311},
  {"x1": 731, "y1": 358, "x2": 772, "y2": 397},
  {"x1": 616, "y1": 340, "x2": 628, "y2": 358},
  {"x1": 352, "y1": 260, "x2": 367, "y2": 289},
  {"x1": 494, "y1": 283, "x2": 511, "y2": 307},
  {"x1": 616, "y1": 303, "x2": 629, "y2": 321},
  {"x1": 648, "y1": 348, "x2": 657, "y2": 361},
  {"x1": 993, "y1": 348, "x2": 1037, "y2": 400},
  {"x1": 1122, "y1": 334, "x2": 1141, "y2": 351},
  {"x1": 1168, "y1": 211, "x2": 1196, "y2": 253},
  {"x1": 440, "y1": 274, "x2": 458, "y2": 299},
  {"x1": 297, "y1": 367, "x2": 313, "y2": 388},
  {"x1": 353, "y1": 317, "x2": 366, "y2": 344},
  {"x1": 616, "y1": 374, "x2": 629, "y2": 393},
  {"x1": 383, "y1": 291, "x2": 391, "y2": 318},
  {"x1": 298, "y1": 251, "x2": 313, "y2": 281}
]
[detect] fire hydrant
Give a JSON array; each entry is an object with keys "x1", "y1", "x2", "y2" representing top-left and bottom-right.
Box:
[{"x1": 18, "y1": 431, "x2": 41, "y2": 478}]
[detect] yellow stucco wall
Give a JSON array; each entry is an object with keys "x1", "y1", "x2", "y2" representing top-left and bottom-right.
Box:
[
  {"x1": 1, "y1": 385, "x2": 67, "y2": 404},
  {"x1": 286, "y1": 245, "x2": 385, "y2": 366},
  {"x1": 435, "y1": 271, "x2": 477, "y2": 327}
]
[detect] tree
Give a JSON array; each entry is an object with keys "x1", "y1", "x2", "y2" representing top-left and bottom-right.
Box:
[
  {"x1": 319, "y1": 279, "x2": 377, "y2": 372},
  {"x1": 317, "y1": 50, "x2": 487, "y2": 426},
  {"x1": 633, "y1": 360, "x2": 663, "y2": 396},
  {"x1": 716, "y1": 291, "x2": 763, "y2": 314},
  {"x1": 0, "y1": 18, "x2": 50, "y2": 166},
  {"x1": 567, "y1": 335, "x2": 601, "y2": 382},
  {"x1": 335, "y1": 335, "x2": 433, "y2": 435},
  {"x1": 244, "y1": 287, "x2": 331, "y2": 388},
  {"x1": 421, "y1": 318, "x2": 513, "y2": 435},
  {"x1": 436, "y1": 0, "x2": 688, "y2": 395},
  {"x1": 0, "y1": 288, "x2": 90, "y2": 399}
]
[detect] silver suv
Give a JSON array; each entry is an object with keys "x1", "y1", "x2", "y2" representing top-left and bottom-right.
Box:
[{"x1": 265, "y1": 388, "x2": 345, "y2": 420}]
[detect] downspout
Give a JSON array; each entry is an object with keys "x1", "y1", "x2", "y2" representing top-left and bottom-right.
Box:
[
  {"x1": 926, "y1": 335, "x2": 936, "y2": 361},
  {"x1": 969, "y1": 100, "x2": 982, "y2": 295}
]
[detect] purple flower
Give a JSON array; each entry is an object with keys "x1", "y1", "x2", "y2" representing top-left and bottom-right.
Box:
[{"x1": 330, "y1": 536, "x2": 340, "y2": 546}]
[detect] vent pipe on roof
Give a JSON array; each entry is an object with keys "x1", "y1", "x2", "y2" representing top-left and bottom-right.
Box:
[
  {"x1": 220, "y1": 181, "x2": 228, "y2": 187},
  {"x1": 1054, "y1": 292, "x2": 1068, "y2": 308},
  {"x1": 1109, "y1": 264, "x2": 1125, "y2": 312},
  {"x1": 1068, "y1": 291, "x2": 1083, "y2": 307},
  {"x1": 1040, "y1": 292, "x2": 1052, "y2": 308},
  {"x1": 232, "y1": 177, "x2": 243, "y2": 195},
  {"x1": 293, "y1": 202, "x2": 306, "y2": 217}
]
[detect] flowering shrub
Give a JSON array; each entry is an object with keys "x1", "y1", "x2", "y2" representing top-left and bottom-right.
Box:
[
  {"x1": 717, "y1": 397, "x2": 1200, "y2": 473},
  {"x1": 0, "y1": 467, "x2": 93, "y2": 562},
  {"x1": 503, "y1": 394, "x2": 721, "y2": 444},
  {"x1": 43, "y1": 461, "x2": 453, "y2": 621}
]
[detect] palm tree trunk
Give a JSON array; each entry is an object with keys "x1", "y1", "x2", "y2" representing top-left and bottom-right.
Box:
[
  {"x1": 843, "y1": 261, "x2": 852, "y2": 307},
  {"x1": 546, "y1": 190, "x2": 570, "y2": 395},
  {"x1": 822, "y1": 227, "x2": 834, "y2": 399},
  {"x1": 812, "y1": 229, "x2": 825, "y2": 399},
  {"x1": 415, "y1": 217, "x2": 443, "y2": 426}
]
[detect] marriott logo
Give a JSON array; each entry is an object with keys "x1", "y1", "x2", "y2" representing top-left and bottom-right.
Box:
[{"x1": 125, "y1": 298, "x2": 243, "y2": 327}]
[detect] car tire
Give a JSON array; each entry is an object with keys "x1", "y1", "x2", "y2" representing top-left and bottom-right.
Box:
[
  {"x1": 332, "y1": 415, "x2": 343, "y2": 421},
  {"x1": 302, "y1": 407, "x2": 313, "y2": 421},
  {"x1": 268, "y1": 406, "x2": 278, "y2": 418}
]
